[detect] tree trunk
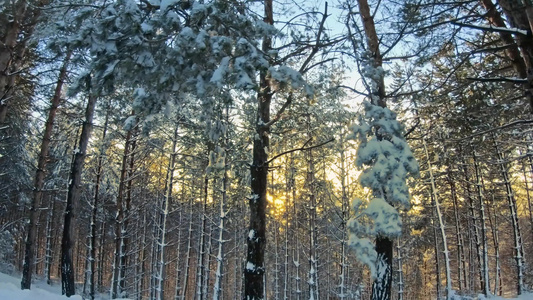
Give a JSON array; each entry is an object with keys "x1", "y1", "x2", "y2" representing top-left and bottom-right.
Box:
[
  {"x1": 460, "y1": 151, "x2": 484, "y2": 293},
  {"x1": 0, "y1": 0, "x2": 29, "y2": 124},
  {"x1": 472, "y1": 150, "x2": 490, "y2": 296},
  {"x1": 181, "y1": 194, "x2": 195, "y2": 300},
  {"x1": 61, "y1": 79, "x2": 98, "y2": 297},
  {"x1": 112, "y1": 118, "x2": 136, "y2": 299},
  {"x1": 156, "y1": 124, "x2": 179, "y2": 300},
  {"x1": 213, "y1": 112, "x2": 230, "y2": 300},
  {"x1": 21, "y1": 51, "x2": 70, "y2": 290},
  {"x1": 44, "y1": 194, "x2": 55, "y2": 285},
  {"x1": 356, "y1": 0, "x2": 392, "y2": 298},
  {"x1": 447, "y1": 168, "x2": 466, "y2": 292},
  {"x1": 493, "y1": 135, "x2": 524, "y2": 295},
  {"x1": 195, "y1": 176, "x2": 209, "y2": 300},
  {"x1": 84, "y1": 103, "x2": 108, "y2": 299},
  {"x1": 497, "y1": 0, "x2": 533, "y2": 111},
  {"x1": 423, "y1": 139, "x2": 453, "y2": 299},
  {"x1": 305, "y1": 115, "x2": 319, "y2": 300},
  {"x1": 244, "y1": 0, "x2": 273, "y2": 298}
]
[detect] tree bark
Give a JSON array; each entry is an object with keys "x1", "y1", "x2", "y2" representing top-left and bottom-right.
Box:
[
  {"x1": 21, "y1": 51, "x2": 70, "y2": 290},
  {"x1": 244, "y1": 0, "x2": 273, "y2": 298},
  {"x1": 355, "y1": 1, "x2": 393, "y2": 298},
  {"x1": 61, "y1": 79, "x2": 98, "y2": 297},
  {"x1": 111, "y1": 117, "x2": 136, "y2": 299}
]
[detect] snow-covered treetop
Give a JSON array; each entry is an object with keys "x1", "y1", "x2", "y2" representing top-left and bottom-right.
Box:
[{"x1": 51, "y1": 0, "x2": 311, "y2": 117}]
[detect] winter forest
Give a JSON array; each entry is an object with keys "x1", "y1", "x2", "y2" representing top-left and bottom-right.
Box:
[{"x1": 2, "y1": 0, "x2": 533, "y2": 299}]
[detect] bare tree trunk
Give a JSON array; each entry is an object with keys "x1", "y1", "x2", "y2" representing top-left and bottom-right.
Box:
[
  {"x1": 213, "y1": 115, "x2": 230, "y2": 300},
  {"x1": 290, "y1": 154, "x2": 301, "y2": 300},
  {"x1": 181, "y1": 194, "x2": 195, "y2": 300},
  {"x1": 97, "y1": 221, "x2": 106, "y2": 292},
  {"x1": 522, "y1": 154, "x2": 533, "y2": 243},
  {"x1": 461, "y1": 151, "x2": 483, "y2": 293},
  {"x1": 174, "y1": 210, "x2": 183, "y2": 300},
  {"x1": 493, "y1": 135, "x2": 524, "y2": 295},
  {"x1": 112, "y1": 119, "x2": 136, "y2": 299},
  {"x1": 44, "y1": 194, "x2": 55, "y2": 285},
  {"x1": 21, "y1": 51, "x2": 70, "y2": 290},
  {"x1": 397, "y1": 240, "x2": 404, "y2": 300},
  {"x1": 156, "y1": 124, "x2": 179, "y2": 300},
  {"x1": 423, "y1": 140, "x2": 452, "y2": 299},
  {"x1": 196, "y1": 176, "x2": 209, "y2": 300},
  {"x1": 84, "y1": 104, "x2": 108, "y2": 299},
  {"x1": 0, "y1": 0, "x2": 33, "y2": 124},
  {"x1": 486, "y1": 192, "x2": 502, "y2": 296},
  {"x1": 432, "y1": 212, "x2": 441, "y2": 300},
  {"x1": 61, "y1": 79, "x2": 98, "y2": 297},
  {"x1": 447, "y1": 168, "x2": 466, "y2": 292},
  {"x1": 243, "y1": 0, "x2": 274, "y2": 300},
  {"x1": 137, "y1": 212, "x2": 148, "y2": 299},
  {"x1": 338, "y1": 135, "x2": 349, "y2": 299},
  {"x1": 472, "y1": 150, "x2": 490, "y2": 296},
  {"x1": 244, "y1": 0, "x2": 273, "y2": 297}
]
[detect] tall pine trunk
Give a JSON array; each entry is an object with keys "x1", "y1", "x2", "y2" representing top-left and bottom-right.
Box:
[
  {"x1": 83, "y1": 104, "x2": 109, "y2": 299},
  {"x1": 244, "y1": 0, "x2": 273, "y2": 298},
  {"x1": 111, "y1": 118, "x2": 137, "y2": 299},
  {"x1": 156, "y1": 124, "x2": 179, "y2": 300},
  {"x1": 21, "y1": 51, "x2": 70, "y2": 290},
  {"x1": 61, "y1": 78, "x2": 98, "y2": 297}
]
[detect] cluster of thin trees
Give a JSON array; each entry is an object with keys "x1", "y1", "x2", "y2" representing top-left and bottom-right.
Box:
[{"x1": 2, "y1": 0, "x2": 533, "y2": 299}]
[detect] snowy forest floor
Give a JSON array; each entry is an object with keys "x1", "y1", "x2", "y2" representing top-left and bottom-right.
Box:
[
  {"x1": 0, "y1": 271, "x2": 532, "y2": 300},
  {"x1": 0, "y1": 272, "x2": 128, "y2": 300}
]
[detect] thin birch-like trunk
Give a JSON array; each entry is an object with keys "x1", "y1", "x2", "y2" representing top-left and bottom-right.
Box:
[
  {"x1": 473, "y1": 150, "x2": 490, "y2": 296},
  {"x1": 181, "y1": 195, "x2": 194, "y2": 300},
  {"x1": 83, "y1": 104, "x2": 109, "y2": 299},
  {"x1": 156, "y1": 124, "x2": 179, "y2": 300},
  {"x1": 423, "y1": 140, "x2": 452, "y2": 299},
  {"x1": 213, "y1": 122, "x2": 230, "y2": 300},
  {"x1": 493, "y1": 136, "x2": 524, "y2": 295}
]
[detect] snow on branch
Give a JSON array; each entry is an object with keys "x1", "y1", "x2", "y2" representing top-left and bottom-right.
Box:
[{"x1": 452, "y1": 21, "x2": 530, "y2": 36}]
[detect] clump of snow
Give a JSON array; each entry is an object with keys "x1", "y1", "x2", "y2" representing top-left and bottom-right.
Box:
[{"x1": 347, "y1": 64, "x2": 419, "y2": 277}]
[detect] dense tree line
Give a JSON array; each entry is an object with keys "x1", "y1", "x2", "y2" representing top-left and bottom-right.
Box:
[{"x1": 1, "y1": 0, "x2": 533, "y2": 299}]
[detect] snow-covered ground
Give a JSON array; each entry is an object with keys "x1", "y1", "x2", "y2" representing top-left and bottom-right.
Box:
[
  {"x1": 0, "y1": 271, "x2": 532, "y2": 300},
  {"x1": 0, "y1": 272, "x2": 83, "y2": 300}
]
